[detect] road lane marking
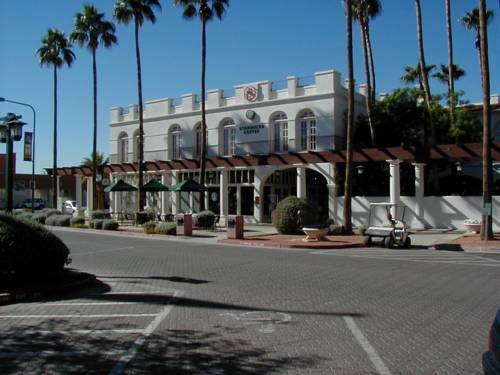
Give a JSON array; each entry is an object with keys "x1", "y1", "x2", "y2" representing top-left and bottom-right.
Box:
[
  {"x1": 344, "y1": 316, "x2": 392, "y2": 375},
  {"x1": 108, "y1": 289, "x2": 183, "y2": 375}
]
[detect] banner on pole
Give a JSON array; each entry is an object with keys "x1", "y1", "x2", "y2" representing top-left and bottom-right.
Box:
[{"x1": 24, "y1": 132, "x2": 32, "y2": 161}]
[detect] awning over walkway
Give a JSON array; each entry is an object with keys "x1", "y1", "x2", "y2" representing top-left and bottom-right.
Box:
[
  {"x1": 48, "y1": 141, "x2": 500, "y2": 177},
  {"x1": 142, "y1": 179, "x2": 169, "y2": 192},
  {"x1": 104, "y1": 179, "x2": 137, "y2": 193},
  {"x1": 169, "y1": 179, "x2": 206, "y2": 192}
]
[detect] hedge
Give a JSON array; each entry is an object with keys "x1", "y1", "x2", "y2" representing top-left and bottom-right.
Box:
[
  {"x1": 194, "y1": 210, "x2": 215, "y2": 229},
  {"x1": 0, "y1": 213, "x2": 70, "y2": 279},
  {"x1": 271, "y1": 196, "x2": 316, "y2": 234},
  {"x1": 90, "y1": 219, "x2": 104, "y2": 229},
  {"x1": 90, "y1": 210, "x2": 111, "y2": 220},
  {"x1": 102, "y1": 219, "x2": 119, "y2": 231},
  {"x1": 143, "y1": 221, "x2": 156, "y2": 234},
  {"x1": 155, "y1": 222, "x2": 176, "y2": 235},
  {"x1": 45, "y1": 214, "x2": 72, "y2": 227}
]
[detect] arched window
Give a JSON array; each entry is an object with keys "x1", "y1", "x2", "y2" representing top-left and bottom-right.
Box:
[
  {"x1": 298, "y1": 110, "x2": 317, "y2": 151},
  {"x1": 194, "y1": 123, "x2": 202, "y2": 158},
  {"x1": 271, "y1": 112, "x2": 288, "y2": 152},
  {"x1": 221, "y1": 118, "x2": 236, "y2": 156},
  {"x1": 118, "y1": 132, "x2": 129, "y2": 163},
  {"x1": 132, "y1": 129, "x2": 140, "y2": 162},
  {"x1": 169, "y1": 125, "x2": 182, "y2": 160}
]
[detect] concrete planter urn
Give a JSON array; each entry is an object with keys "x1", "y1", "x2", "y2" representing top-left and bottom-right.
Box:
[
  {"x1": 463, "y1": 219, "x2": 481, "y2": 234},
  {"x1": 302, "y1": 226, "x2": 329, "y2": 242}
]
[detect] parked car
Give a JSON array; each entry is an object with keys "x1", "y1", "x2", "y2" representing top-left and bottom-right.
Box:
[
  {"x1": 483, "y1": 310, "x2": 500, "y2": 375},
  {"x1": 15, "y1": 198, "x2": 46, "y2": 209}
]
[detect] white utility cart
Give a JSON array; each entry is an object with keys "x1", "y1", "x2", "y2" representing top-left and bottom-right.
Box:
[{"x1": 363, "y1": 203, "x2": 411, "y2": 248}]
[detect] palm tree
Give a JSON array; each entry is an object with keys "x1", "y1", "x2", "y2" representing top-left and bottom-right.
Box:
[
  {"x1": 460, "y1": 7, "x2": 494, "y2": 85},
  {"x1": 444, "y1": 0, "x2": 455, "y2": 125},
  {"x1": 414, "y1": 0, "x2": 434, "y2": 145},
  {"x1": 352, "y1": 0, "x2": 381, "y2": 146},
  {"x1": 71, "y1": 4, "x2": 117, "y2": 210},
  {"x1": 432, "y1": 64, "x2": 465, "y2": 86},
  {"x1": 81, "y1": 152, "x2": 109, "y2": 210},
  {"x1": 401, "y1": 64, "x2": 435, "y2": 93},
  {"x1": 174, "y1": 0, "x2": 229, "y2": 211},
  {"x1": 478, "y1": 0, "x2": 493, "y2": 240},
  {"x1": 37, "y1": 29, "x2": 75, "y2": 209},
  {"x1": 343, "y1": 0, "x2": 354, "y2": 234},
  {"x1": 114, "y1": 0, "x2": 161, "y2": 212}
]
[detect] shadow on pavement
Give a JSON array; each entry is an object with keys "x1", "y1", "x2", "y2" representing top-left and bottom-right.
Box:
[{"x1": 97, "y1": 275, "x2": 210, "y2": 284}]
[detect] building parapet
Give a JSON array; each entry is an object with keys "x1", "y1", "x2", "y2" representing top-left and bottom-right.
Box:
[{"x1": 110, "y1": 70, "x2": 366, "y2": 124}]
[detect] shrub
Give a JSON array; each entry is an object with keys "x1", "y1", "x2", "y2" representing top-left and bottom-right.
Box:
[
  {"x1": 136, "y1": 211, "x2": 155, "y2": 225},
  {"x1": 155, "y1": 222, "x2": 176, "y2": 235},
  {"x1": 329, "y1": 224, "x2": 345, "y2": 235},
  {"x1": 271, "y1": 196, "x2": 316, "y2": 234},
  {"x1": 90, "y1": 210, "x2": 110, "y2": 220},
  {"x1": 72, "y1": 223, "x2": 88, "y2": 229},
  {"x1": 0, "y1": 213, "x2": 70, "y2": 279},
  {"x1": 32, "y1": 208, "x2": 62, "y2": 224},
  {"x1": 194, "y1": 210, "x2": 215, "y2": 229},
  {"x1": 90, "y1": 219, "x2": 104, "y2": 229},
  {"x1": 102, "y1": 219, "x2": 119, "y2": 231},
  {"x1": 143, "y1": 221, "x2": 156, "y2": 234},
  {"x1": 45, "y1": 214, "x2": 71, "y2": 227},
  {"x1": 16, "y1": 212, "x2": 34, "y2": 222},
  {"x1": 70, "y1": 216, "x2": 85, "y2": 226},
  {"x1": 40, "y1": 208, "x2": 62, "y2": 217}
]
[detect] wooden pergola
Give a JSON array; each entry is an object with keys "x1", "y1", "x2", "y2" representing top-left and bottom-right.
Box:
[{"x1": 47, "y1": 141, "x2": 500, "y2": 177}]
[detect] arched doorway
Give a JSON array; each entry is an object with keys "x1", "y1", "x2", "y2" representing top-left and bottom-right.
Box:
[{"x1": 261, "y1": 167, "x2": 328, "y2": 223}]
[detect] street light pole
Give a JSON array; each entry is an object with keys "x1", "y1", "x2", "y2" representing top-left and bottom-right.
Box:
[
  {"x1": 0, "y1": 98, "x2": 36, "y2": 212},
  {"x1": 0, "y1": 113, "x2": 26, "y2": 213}
]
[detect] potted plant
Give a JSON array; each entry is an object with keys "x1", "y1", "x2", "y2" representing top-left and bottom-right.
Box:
[{"x1": 463, "y1": 219, "x2": 481, "y2": 234}]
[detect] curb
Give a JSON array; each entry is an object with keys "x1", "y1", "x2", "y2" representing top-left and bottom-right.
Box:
[
  {"x1": 0, "y1": 270, "x2": 96, "y2": 306},
  {"x1": 219, "y1": 239, "x2": 365, "y2": 250}
]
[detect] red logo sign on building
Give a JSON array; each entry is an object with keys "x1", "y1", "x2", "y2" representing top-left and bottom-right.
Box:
[{"x1": 244, "y1": 86, "x2": 258, "y2": 102}]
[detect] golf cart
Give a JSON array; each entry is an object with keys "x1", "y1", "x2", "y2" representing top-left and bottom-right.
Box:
[{"x1": 363, "y1": 203, "x2": 411, "y2": 248}]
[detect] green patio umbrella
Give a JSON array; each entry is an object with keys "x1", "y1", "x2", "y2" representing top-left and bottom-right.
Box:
[
  {"x1": 104, "y1": 179, "x2": 137, "y2": 193},
  {"x1": 142, "y1": 179, "x2": 170, "y2": 192},
  {"x1": 169, "y1": 179, "x2": 206, "y2": 192}
]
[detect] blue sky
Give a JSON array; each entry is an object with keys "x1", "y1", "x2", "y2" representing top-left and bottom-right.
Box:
[{"x1": 0, "y1": 0, "x2": 499, "y2": 174}]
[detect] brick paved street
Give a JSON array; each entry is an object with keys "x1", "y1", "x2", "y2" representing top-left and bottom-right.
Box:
[{"x1": 1, "y1": 230, "x2": 499, "y2": 374}]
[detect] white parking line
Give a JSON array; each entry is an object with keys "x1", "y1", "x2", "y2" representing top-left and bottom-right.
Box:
[
  {"x1": 72, "y1": 246, "x2": 135, "y2": 256},
  {"x1": 108, "y1": 289, "x2": 183, "y2": 375},
  {"x1": 344, "y1": 316, "x2": 392, "y2": 375}
]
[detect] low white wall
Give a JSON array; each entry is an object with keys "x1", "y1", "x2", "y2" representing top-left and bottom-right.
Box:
[{"x1": 336, "y1": 196, "x2": 499, "y2": 231}]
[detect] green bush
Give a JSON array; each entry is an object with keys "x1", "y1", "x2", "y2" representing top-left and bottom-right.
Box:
[
  {"x1": 271, "y1": 196, "x2": 316, "y2": 234},
  {"x1": 45, "y1": 214, "x2": 71, "y2": 227},
  {"x1": 40, "y1": 208, "x2": 62, "y2": 216},
  {"x1": 72, "y1": 223, "x2": 88, "y2": 229},
  {"x1": 0, "y1": 213, "x2": 70, "y2": 279},
  {"x1": 136, "y1": 211, "x2": 156, "y2": 225},
  {"x1": 90, "y1": 219, "x2": 104, "y2": 229},
  {"x1": 194, "y1": 210, "x2": 215, "y2": 229},
  {"x1": 90, "y1": 210, "x2": 111, "y2": 220},
  {"x1": 143, "y1": 221, "x2": 156, "y2": 234},
  {"x1": 329, "y1": 224, "x2": 345, "y2": 235},
  {"x1": 155, "y1": 222, "x2": 176, "y2": 235},
  {"x1": 70, "y1": 216, "x2": 85, "y2": 226},
  {"x1": 32, "y1": 209, "x2": 62, "y2": 225},
  {"x1": 16, "y1": 212, "x2": 34, "y2": 222},
  {"x1": 102, "y1": 219, "x2": 119, "y2": 231}
]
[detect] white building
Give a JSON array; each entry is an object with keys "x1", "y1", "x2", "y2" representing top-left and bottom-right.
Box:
[{"x1": 107, "y1": 70, "x2": 367, "y2": 223}]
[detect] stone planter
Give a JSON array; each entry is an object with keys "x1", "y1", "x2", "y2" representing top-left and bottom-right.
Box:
[
  {"x1": 302, "y1": 227, "x2": 329, "y2": 242},
  {"x1": 464, "y1": 222, "x2": 481, "y2": 234}
]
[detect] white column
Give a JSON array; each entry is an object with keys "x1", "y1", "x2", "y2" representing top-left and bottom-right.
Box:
[
  {"x1": 219, "y1": 169, "x2": 228, "y2": 222},
  {"x1": 204, "y1": 189, "x2": 209, "y2": 211},
  {"x1": 327, "y1": 184, "x2": 337, "y2": 223},
  {"x1": 161, "y1": 173, "x2": 170, "y2": 217},
  {"x1": 171, "y1": 171, "x2": 179, "y2": 215},
  {"x1": 296, "y1": 167, "x2": 306, "y2": 199},
  {"x1": 236, "y1": 185, "x2": 242, "y2": 215},
  {"x1": 86, "y1": 177, "x2": 94, "y2": 215},
  {"x1": 75, "y1": 174, "x2": 82, "y2": 209},
  {"x1": 56, "y1": 176, "x2": 61, "y2": 209},
  {"x1": 189, "y1": 192, "x2": 194, "y2": 213},
  {"x1": 412, "y1": 163, "x2": 428, "y2": 229},
  {"x1": 115, "y1": 175, "x2": 122, "y2": 214},
  {"x1": 386, "y1": 159, "x2": 402, "y2": 218}
]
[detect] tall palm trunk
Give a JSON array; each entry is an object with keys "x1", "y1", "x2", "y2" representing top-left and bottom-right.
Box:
[
  {"x1": 134, "y1": 20, "x2": 145, "y2": 211},
  {"x1": 365, "y1": 22, "x2": 376, "y2": 103},
  {"x1": 92, "y1": 48, "x2": 98, "y2": 210},
  {"x1": 343, "y1": 0, "x2": 354, "y2": 234},
  {"x1": 359, "y1": 17, "x2": 375, "y2": 146},
  {"x1": 479, "y1": 0, "x2": 492, "y2": 240},
  {"x1": 52, "y1": 65, "x2": 58, "y2": 208},
  {"x1": 415, "y1": 0, "x2": 434, "y2": 144},
  {"x1": 445, "y1": 0, "x2": 455, "y2": 124},
  {"x1": 199, "y1": 16, "x2": 207, "y2": 211}
]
